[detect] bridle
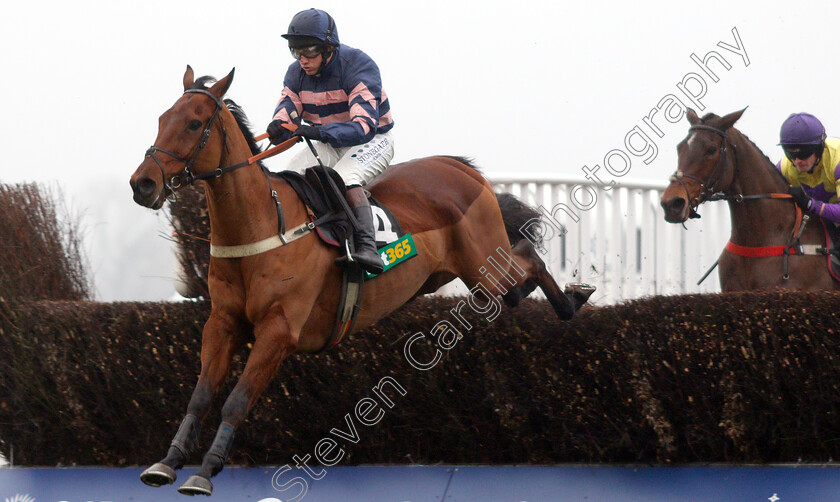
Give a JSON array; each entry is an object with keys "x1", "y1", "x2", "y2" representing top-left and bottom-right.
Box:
[
  {"x1": 669, "y1": 124, "x2": 733, "y2": 219},
  {"x1": 144, "y1": 89, "x2": 236, "y2": 207},
  {"x1": 670, "y1": 123, "x2": 819, "y2": 283},
  {"x1": 670, "y1": 122, "x2": 802, "y2": 213},
  {"x1": 142, "y1": 88, "x2": 308, "y2": 256}
]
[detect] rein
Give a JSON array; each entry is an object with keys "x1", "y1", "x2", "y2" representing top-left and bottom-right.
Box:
[
  {"x1": 673, "y1": 123, "x2": 817, "y2": 282},
  {"x1": 145, "y1": 89, "x2": 306, "y2": 258}
]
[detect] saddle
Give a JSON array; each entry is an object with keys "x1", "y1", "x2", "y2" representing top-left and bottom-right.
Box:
[
  {"x1": 275, "y1": 167, "x2": 404, "y2": 249},
  {"x1": 274, "y1": 166, "x2": 414, "y2": 351}
]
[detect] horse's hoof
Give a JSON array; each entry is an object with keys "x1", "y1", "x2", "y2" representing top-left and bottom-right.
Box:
[
  {"x1": 141, "y1": 462, "x2": 177, "y2": 487},
  {"x1": 178, "y1": 475, "x2": 213, "y2": 496},
  {"x1": 564, "y1": 282, "x2": 596, "y2": 307}
]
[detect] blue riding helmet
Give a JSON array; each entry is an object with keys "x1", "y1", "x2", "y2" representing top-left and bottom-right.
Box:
[
  {"x1": 779, "y1": 112, "x2": 826, "y2": 146},
  {"x1": 282, "y1": 9, "x2": 340, "y2": 47}
]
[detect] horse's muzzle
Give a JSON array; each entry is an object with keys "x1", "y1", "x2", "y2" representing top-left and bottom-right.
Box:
[
  {"x1": 130, "y1": 175, "x2": 164, "y2": 209},
  {"x1": 660, "y1": 195, "x2": 689, "y2": 223}
]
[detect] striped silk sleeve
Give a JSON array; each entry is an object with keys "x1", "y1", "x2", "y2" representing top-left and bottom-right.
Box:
[
  {"x1": 811, "y1": 199, "x2": 840, "y2": 223},
  {"x1": 816, "y1": 161, "x2": 840, "y2": 222},
  {"x1": 272, "y1": 66, "x2": 304, "y2": 124},
  {"x1": 319, "y1": 55, "x2": 383, "y2": 147}
]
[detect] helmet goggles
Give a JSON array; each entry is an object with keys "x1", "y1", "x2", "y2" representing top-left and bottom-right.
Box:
[
  {"x1": 290, "y1": 44, "x2": 324, "y2": 59},
  {"x1": 783, "y1": 144, "x2": 819, "y2": 161}
]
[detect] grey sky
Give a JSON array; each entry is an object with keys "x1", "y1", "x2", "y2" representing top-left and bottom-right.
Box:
[{"x1": 1, "y1": 0, "x2": 836, "y2": 300}]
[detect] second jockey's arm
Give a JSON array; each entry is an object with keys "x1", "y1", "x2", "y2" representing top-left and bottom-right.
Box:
[
  {"x1": 806, "y1": 162, "x2": 840, "y2": 223},
  {"x1": 810, "y1": 196, "x2": 840, "y2": 223}
]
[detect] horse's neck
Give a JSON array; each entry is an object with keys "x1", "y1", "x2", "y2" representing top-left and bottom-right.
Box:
[
  {"x1": 203, "y1": 113, "x2": 301, "y2": 246},
  {"x1": 726, "y1": 132, "x2": 795, "y2": 245}
]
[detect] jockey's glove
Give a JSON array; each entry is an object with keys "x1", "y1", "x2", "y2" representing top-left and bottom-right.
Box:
[
  {"x1": 267, "y1": 119, "x2": 295, "y2": 145},
  {"x1": 788, "y1": 186, "x2": 813, "y2": 211},
  {"x1": 294, "y1": 125, "x2": 322, "y2": 141}
]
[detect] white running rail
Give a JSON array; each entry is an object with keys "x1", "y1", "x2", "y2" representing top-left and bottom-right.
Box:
[{"x1": 437, "y1": 177, "x2": 731, "y2": 305}]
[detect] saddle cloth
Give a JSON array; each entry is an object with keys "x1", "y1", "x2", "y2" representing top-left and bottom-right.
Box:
[
  {"x1": 274, "y1": 167, "x2": 404, "y2": 249},
  {"x1": 820, "y1": 219, "x2": 840, "y2": 282}
]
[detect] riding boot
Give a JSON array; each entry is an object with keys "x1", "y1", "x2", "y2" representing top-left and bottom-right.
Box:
[{"x1": 348, "y1": 203, "x2": 385, "y2": 275}]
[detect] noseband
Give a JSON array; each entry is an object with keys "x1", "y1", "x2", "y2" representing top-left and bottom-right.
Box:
[
  {"x1": 669, "y1": 124, "x2": 732, "y2": 219},
  {"x1": 142, "y1": 87, "x2": 292, "y2": 247},
  {"x1": 144, "y1": 89, "x2": 229, "y2": 206},
  {"x1": 670, "y1": 122, "x2": 815, "y2": 283}
]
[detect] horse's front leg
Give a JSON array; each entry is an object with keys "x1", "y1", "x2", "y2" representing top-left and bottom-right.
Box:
[
  {"x1": 140, "y1": 311, "x2": 247, "y2": 488},
  {"x1": 178, "y1": 306, "x2": 297, "y2": 496}
]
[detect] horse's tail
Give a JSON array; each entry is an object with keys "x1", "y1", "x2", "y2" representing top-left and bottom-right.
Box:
[{"x1": 495, "y1": 192, "x2": 542, "y2": 248}]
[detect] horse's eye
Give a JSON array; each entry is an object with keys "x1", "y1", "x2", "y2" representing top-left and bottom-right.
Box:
[
  {"x1": 705, "y1": 146, "x2": 717, "y2": 156},
  {"x1": 188, "y1": 119, "x2": 202, "y2": 131}
]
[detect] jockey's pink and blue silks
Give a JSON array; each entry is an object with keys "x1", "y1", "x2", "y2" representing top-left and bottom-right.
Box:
[
  {"x1": 778, "y1": 138, "x2": 840, "y2": 223},
  {"x1": 273, "y1": 44, "x2": 394, "y2": 148}
]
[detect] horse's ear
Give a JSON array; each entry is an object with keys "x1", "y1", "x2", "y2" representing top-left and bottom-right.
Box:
[
  {"x1": 686, "y1": 108, "x2": 700, "y2": 125},
  {"x1": 719, "y1": 107, "x2": 747, "y2": 131},
  {"x1": 208, "y1": 68, "x2": 235, "y2": 100},
  {"x1": 183, "y1": 65, "x2": 195, "y2": 91}
]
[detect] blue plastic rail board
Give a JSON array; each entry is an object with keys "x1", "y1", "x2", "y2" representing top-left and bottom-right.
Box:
[{"x1": 1, "y1": 465, "x2": 837, "y2": 501}]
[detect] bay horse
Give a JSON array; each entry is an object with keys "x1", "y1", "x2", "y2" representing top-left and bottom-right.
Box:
[
  {"x1": 660, "y1": 108, "x2": 838, "y2": 291},
  {"x1": 129, "y1": 67, "x2": 592, "y2": 495}
]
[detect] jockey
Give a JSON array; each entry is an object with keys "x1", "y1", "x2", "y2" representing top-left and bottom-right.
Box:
[
  {"x1": 266, "y1": 8, "x2": 395, "y2": 274},
  {"x1": 778, "y1": 112, "x2": 840, "y2": 223}
]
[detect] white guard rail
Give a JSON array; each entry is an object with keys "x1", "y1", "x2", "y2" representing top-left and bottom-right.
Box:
[{"x1": 436, "y1": 177, "x2": 731, "y2": 306}]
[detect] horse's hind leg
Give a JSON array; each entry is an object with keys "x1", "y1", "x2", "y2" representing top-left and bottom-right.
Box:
[
  {"x1": 140, "y1": 312, "x2": 247, "y2": 488},
  {"x1": 178, "y1": 308, "x2": 296, "y2": 496}
]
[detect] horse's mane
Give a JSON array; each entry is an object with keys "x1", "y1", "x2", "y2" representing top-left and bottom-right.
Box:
[
  {"x1": 700, "y1": 112, "x2": 789, "y2": 188},
  {"x1": 191, "y1": 76, "x2": 266, "y2": 169},
  {"x1": 739, "y1": 132, "x2": 789, "y2": 185}
]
